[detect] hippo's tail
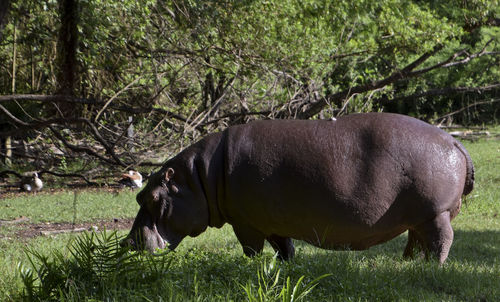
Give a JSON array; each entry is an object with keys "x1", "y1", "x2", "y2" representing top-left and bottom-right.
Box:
[{"x1": 454, "y1": 141, "x2": 475, "y2": 196}]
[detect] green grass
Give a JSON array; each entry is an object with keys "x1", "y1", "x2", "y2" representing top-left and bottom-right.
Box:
[
  {"x1": 6, "y1": 226, "x2": 499, "y2": 301},
  {"x1": 460, "y1": 138, "x2": 500, "y2": 215},
  {"x1": 0, "y1": 190, "x2": 139, "y2": 224},
  {"x1": 0, "y1": 136, "x2": 498, "y2": 301}
]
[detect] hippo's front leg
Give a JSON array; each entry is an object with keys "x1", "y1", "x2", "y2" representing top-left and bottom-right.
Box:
[
  {"x1": 232, "y1": 224, "x2": 265, "y2": 257},
  {"x1": 267, "y1": 235, "x2": 295, "y2": 260}
]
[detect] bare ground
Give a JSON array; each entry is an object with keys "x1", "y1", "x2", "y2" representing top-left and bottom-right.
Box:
[
  {"x1": 0, "y1": 183, "x2": 136, "y2": 240},
  {"x1": 0, "y1": 217, "x2": 134, "y2": 240}
]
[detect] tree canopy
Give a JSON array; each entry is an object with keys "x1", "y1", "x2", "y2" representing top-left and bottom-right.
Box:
[{"x1": 0, "y1": 0, "x2": 499, "y2": 177}]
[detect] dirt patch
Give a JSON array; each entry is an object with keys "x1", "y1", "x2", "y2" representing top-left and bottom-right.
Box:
[
  {"x1": 0, "y1": 187, "x2": 136, "y2": 240},
  {"x1": 1, "y1": 217, "x2": 134, "y2": 239}
]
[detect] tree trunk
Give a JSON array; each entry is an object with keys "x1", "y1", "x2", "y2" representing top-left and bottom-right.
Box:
[
  {"x1": 56, "y1": 0, "x2": 79, "y2": 117},
  {"x1": 4, "y1": 23, "x2": 16, "y2": 166},
  {"x1": 11, "y1": 22, "x2": 16, "y2": 94},
  {"x1": 0, "y1": 0, "x2": 11, "y2": 41},
  {"x1": 3, "y1": 136, "x2": 12, "y2": 166}
]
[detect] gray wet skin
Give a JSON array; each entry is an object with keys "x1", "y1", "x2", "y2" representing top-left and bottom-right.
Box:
[{"x1": 122, "y1": 113, "x2": 474, "y2": 264}]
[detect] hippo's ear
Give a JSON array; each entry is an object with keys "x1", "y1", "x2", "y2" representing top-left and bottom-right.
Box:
[
  {"x1": 165, "y1": 168, "x2": 175, "y2": 181},
  {"x1": 163, "y1": 168, "x2": 178, "y2": 193}
]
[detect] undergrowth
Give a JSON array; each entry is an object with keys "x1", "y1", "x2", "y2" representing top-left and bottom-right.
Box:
[
  {"x1": 241, "y1": 255, "x2": 330, "y2": 302},
  {"x1": 18, "y1": 231, "x2": 325, "y2": 302},
  {"x1": 19, "y1": 231, "x2": 172, "y2": 301}
]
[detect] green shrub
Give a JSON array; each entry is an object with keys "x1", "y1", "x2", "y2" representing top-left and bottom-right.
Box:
[{"x1": 19, "y1": 230, "x2": 173, "y2": 301}]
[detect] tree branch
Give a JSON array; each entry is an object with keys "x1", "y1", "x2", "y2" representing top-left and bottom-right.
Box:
[
  {"x1": 0, "y1": 169, "x2": 100, "y2": 186},
  {"x1": 0, "y1": 94, "x2": 189, "y2": 125},
  {"x1": 376, "y1": 83, "x2": 500, "y2": 105},
  {"x1": 94, "y1": 76, "x2": 144, "y2": 122},
  {"x1": 38, "y1": 170, "x2": 100, "y2": 186},
  {"x1": 48, "y1": 126, "x2": 122, "y2": 166},
  {"x1": 0, "y1": 94, "x2": 102, "y2": 104},
  {"x1": 0, "y1": 169, "x2": 23, "y2": 179},
  {"x1": 284, "y1": 46, "x2": 443, "y2": 119},
  {"x1": 283, "y1": 39, "x2": 500, "y2": 119},
  {"x1": 437, "y1": 99, "x2": 500, "y2": 121}
]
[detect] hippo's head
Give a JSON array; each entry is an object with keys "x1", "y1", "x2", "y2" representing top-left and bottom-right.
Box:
[{"x1": 121, "y1": 167, "x2": 209, "y2": 253}]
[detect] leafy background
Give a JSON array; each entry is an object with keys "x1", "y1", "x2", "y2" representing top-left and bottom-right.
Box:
[{"x1": 0, "y1": 0, "x2": 499, "y2": 178}]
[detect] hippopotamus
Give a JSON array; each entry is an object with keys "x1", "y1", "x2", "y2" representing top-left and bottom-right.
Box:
[{"x1": 121, "y1": 112, "x2": 474, "y2": 264}]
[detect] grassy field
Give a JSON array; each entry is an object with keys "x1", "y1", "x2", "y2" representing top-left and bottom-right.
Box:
[
  {"x1": 0, "y1": 190, "x2": 139, "y2": 224},
  {"x1": 0, "y1": 136, "x2": 498, "y2": 301}
]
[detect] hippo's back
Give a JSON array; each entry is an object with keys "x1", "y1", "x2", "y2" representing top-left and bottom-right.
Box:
[{"x1": 221, "y1": 113, "x2": 469, "y2": 249}]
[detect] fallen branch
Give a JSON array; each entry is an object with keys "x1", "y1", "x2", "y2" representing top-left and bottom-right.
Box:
[
  {"x1": 0, "y1": 94, "x2": 101, "y2": 104},
  {"x1": 0, "y1": 169, "x2": 23, "y2": 179},
  {"x1": 437, "y1": 99, "x2": 500, "y2": 121},
  {"x1": 448, "y1": 130, "x2": 491, "y2": 138},
  {"x1": 0, "y1": 94, "x2": 189, "y2": 125},
  {"x1": 438, "y1": 125, "x2": 487, "y2": 130},
  {"x1": 40, "y1": 225, "x2": 98, "y2": 237},
  {"x1": 49, "y1": 126, "x2": 123, "y2": 166},
  {"x1": 0, "y1": 169, "x2": 104, "y2": 187},
  {"x1": 38, "y1": 170, "x2": 101, "y2": 186},
  {"x1": 376, "y1": 84, "x2": 500, "y2": 106},
  {"x1": 0, "y1": 216, "x2": 30, "y2": 225}
]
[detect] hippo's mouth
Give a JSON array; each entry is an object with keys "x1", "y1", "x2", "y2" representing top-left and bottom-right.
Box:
[
  {"x1": 121, "y1": 206, "x2": 184, "y2": 254},
  {"x1": 121, "y1": 224, "x2": 175, "y2": 253},
  {"x1": 148, "y1": 232, "x2": 181, "y2": 257},
  {"x1": 155, "y1": 222, "x2": 182, "y2": 251}
]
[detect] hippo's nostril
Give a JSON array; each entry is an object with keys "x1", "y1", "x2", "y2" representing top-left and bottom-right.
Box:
[
  {"x1": 119, "y1": 239, "x2": 126, "y2": 247},
  {"x1": 120, "y1": 238, "x2": 135, "y2": 248}
]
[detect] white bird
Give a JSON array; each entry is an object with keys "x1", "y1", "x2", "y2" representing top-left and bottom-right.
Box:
[
  {"x1": 119, "y1": 170, "x2": 143, "y2": 189},
  {"x1": 20, "y1": 172, "x2": 43, "y2": 193}
]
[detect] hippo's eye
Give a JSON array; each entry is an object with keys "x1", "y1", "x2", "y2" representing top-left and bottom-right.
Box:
[
  {"x1": 160, "y1": 179, "x2": 178, "y2": 195},
  {"x1": 152, "y1": 192, "x2": 160, "y2": 201}
]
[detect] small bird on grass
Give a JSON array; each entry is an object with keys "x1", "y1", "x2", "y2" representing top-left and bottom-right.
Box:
[
  {"x1": 20, "y1": 172, "x2": 43, "y2": 194},
  {"x1": 118, "y1": 170, "x2": 143, "y2": 189}
]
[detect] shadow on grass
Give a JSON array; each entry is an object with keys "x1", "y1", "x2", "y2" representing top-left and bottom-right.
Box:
[
  {"x1": 299, "y1": 228, "x2": 500, "y2": 264},
  {"x1": 451, "y1": 229, "x2": 500, "y2": 265},
  {"x1": 283, "y1": 228, "x2": 500, "y2": 300},
  {"x1": 132, "y1": 230, "x2": 500, "y2": 301},
  {"x1": 17, "y1": 229, "x2": 499, "y2": 301},
  {"x1": 286, "y1": 251, "x2": 499, "y2": 301},
  {"x1": 334, "y1": 229, "x2": 500, "y2": 265}
]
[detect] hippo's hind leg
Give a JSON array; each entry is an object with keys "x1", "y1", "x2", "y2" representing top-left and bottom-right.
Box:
[
  {"x1": 414, "y1": 211, "x2": 454, "y2": 264},
  {"x1": 267, "y1": 235, "x2": 295, "y2": 261},
  {"x1": 232, "y1": 225, "x2": 265, "y2": 258}
]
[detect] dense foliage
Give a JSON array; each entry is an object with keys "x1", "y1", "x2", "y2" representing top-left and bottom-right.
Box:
[{"x1": 0, "y1": 0, "x2": 499, "y2": 174}]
